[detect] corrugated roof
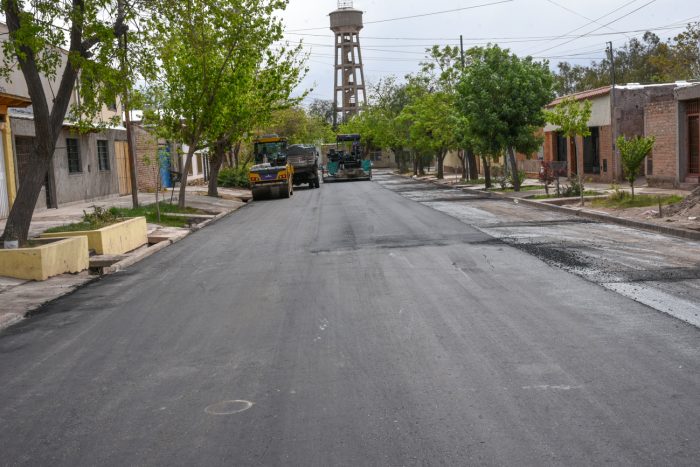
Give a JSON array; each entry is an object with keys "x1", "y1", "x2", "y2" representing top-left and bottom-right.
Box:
[{"x1": 548, "y1": 86, "x2": 611, "y2": 107}]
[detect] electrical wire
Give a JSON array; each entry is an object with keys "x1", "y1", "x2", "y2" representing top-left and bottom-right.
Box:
[
  {"x1": 286, "y1": 0, "x2": 514, "y2": 32},
  {"x1": 529, "y1": 0, "x2": 659, "y2": 55}
]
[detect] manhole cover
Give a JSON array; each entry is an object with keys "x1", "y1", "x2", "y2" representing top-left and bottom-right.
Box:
[{"x1": 205, "y1": 400, "x2": 253, "y2": 415}]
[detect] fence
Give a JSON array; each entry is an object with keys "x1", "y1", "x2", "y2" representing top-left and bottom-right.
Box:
[{"x1": 517, "y1": 159, "x2": 568, "y2": 178}]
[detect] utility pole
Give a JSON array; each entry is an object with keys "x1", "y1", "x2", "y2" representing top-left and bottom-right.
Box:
[
  {"x1": 460, "y1": 35, "x2": 465, "y2": 69},
  {"x1": 607, "y1": 41, "x2": 617, "y2": 181},
  {"x1": 122, "y1": 29, "x2": 139, "y2": 208}
]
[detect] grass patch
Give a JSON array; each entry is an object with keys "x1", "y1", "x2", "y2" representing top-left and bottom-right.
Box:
[
  {"x1": 458, "y1": 178, "x2": 486, "y2": 185},
  {"x1": 530, "y1": 190, "x2": 602, "y2": 200},
  {"x1": 490, "y1": 185, "x2": 544, "y2": 192},
  {"x1": 591, "y1": 193, "x2": 684, "y2": 209},
  {"x1": 44, "y1": 203, "x2": 205, "y2": 232}
]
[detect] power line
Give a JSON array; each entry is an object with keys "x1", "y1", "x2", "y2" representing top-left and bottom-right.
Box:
[
  {"x1": 529, "y1": 0, "x2": 658, "y2": 55},
  {"x1": 544, "y1": 0, "x2": 632, "y2": 39},
  {"x1": 283, "y1": 22, "x2": 697, "y2": 45},
  {"x1": 286, "y1": 0, "x2": 514, "y2": 32}
]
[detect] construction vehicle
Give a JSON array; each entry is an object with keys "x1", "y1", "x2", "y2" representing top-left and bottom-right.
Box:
[
  {"x1": 248, "y1": 135, "x2": 294, "y2": 200},
  {"x1": 286, "y1": 144, "x2": 321, "y2": 189},
  {"x1": 322, "y1": 134, "x2": 372, "y2": 182}
]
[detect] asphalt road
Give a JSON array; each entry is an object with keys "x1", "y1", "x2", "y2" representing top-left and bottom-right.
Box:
[{"x1": 1, "y1": 174, "x2": 699, "y2": 466}]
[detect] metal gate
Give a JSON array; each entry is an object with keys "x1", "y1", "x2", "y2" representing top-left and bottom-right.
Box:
[{"x1": 0, "y1": 140, "x2": 9, "y2": 218}]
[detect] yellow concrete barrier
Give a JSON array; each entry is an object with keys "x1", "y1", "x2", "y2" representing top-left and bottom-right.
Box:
[
  {"x1": 0, "y1": 236, "x2": 89, "y2": 281},
  {"x1": 41, "y1": 217, "x2": 148, "y2": 255}
]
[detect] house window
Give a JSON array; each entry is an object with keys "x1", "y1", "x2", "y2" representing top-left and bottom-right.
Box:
[
  {"x1": 583, "y1": 127, "x2": 600, "y2": 174},
  {"x1": 66, "y1": 138, "x2": 82, "y2": 173},
  {"x1": 97, "y1": 140, "x2": 110, "y2": 171}
]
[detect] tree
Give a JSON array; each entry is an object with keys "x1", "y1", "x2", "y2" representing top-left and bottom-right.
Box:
[
  {"x1": 146, "y1": 0, "x2": 301, "y2": 208},
  {"x1": 399, "y1": 87, "x2": 459, "y2": 179},
  {"x1": 552, "y1": 23, "x2": 700, "y2": 95},
  {"x1": 545, "y1": 97, "x2": 592, "y2": 205},
  {"x1": 0, "y1": 0, "x2": 151, "y2": 242},
  {"x1": 457, "y1": 45, "x2": 554, "y2": 191},
  {"x1": 617, "y1": 135, "x2": 655, "y2": 198},
  {"x1": 308, "y1": 99, "x2": 335, "y2": 126}
]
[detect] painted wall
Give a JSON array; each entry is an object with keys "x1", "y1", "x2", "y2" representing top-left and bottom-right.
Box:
[{"x1": 11, "y1": 115, "x2": 126, "y2": 207}]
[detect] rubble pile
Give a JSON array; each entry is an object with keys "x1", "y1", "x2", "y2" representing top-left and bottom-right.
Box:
[{"x1": 664, "y1": 187, "x2": 700, "y2": 218}]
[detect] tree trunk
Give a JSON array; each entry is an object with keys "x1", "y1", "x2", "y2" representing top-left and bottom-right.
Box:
[
  {"x1": 413, "y1": 152, "x2": 418, "y2": 176},
  {"x1": 1, "y1": 142, "x2": 53, "y2": 242},
  {"x1": 178, "y1": 144, "x2": 197, "y2": 208},
  {"x1": 232, "y1": 140, "x2": 241, "y2": 168},
  {"x1": 482, "y1": 155, "x2": 492, "y2": 188},
  {"x1": 436, "y1": 150, "x2": 446, "y2": 179},
  {"x1": 467, "y1": 148, "x2": 478, "y2": 180},
  {"x1": 208, "y1": 139, "x2": 227, "y2": 197},
  {"x1": 507, "y1": 146, "x2": 520, "y2": 191},
  {"x1": 572, "y1": 139, "x2": 584, "y2": 206},
  {"x1": 459, "y1": 149, "x2": 467, "y2": 180}
]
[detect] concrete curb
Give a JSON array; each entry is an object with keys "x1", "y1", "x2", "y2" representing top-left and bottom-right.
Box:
[{"x1": 394, "y1": 172, "x2": 700, "y2": 242}]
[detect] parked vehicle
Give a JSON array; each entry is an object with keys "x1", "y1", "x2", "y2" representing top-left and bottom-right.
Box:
[
  {"x1": 323, "y1": 134, "x2": 371, "y2": 182},
  {"x1": 248, "y1": 135, "x2": 294, "y2": 200},
  {"x1": 286, "y1": 144, "x2": 320, "y2": 188}
]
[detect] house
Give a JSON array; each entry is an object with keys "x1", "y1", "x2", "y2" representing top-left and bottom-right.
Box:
[
  {"x1": 0, "y1": 22, "x2": 127, "y2": 219},
  {"x1": 643, "y1": 82, "x2": 700, "y2": 187},
  {"x1": 0, "y1": 92, "x2": 31, "y2": 219},
  {"x1": 541, "y1": 82, "x2": 700, "y2": 187}
]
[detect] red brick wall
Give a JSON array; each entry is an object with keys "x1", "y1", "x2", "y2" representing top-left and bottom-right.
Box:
[
  {"x1": 543, "y1": 131, "x2": 555, "y2": 162},
  {"x1": 644, "y1": 96, "x2": 678, "y2": 186},
  {"x1": 133, "y1": 125, "x2": 160, "y2": 191}
]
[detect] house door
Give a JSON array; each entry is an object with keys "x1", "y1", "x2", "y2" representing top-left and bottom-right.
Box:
[
  {"x1": 689, "y1": 115, "x2": 699, "y2": 175},
  {"x1": 569, "y1": 138, "x2": 577, "y2": 175},
  {"x1": 114, "y1": 141, "x2": 132, "y2": 195},
  {"x1": 0, "y1": 140, "x2": 9, "y2": 219}
]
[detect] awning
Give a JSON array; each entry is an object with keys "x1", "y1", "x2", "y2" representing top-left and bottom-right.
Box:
[{"x1": 0, "y1": 92, "x2": 31, "y2": 108}]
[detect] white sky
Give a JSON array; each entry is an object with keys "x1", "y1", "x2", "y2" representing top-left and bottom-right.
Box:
[{"x1": 279, "y1": 0, "x2": 700, "y2": 104}]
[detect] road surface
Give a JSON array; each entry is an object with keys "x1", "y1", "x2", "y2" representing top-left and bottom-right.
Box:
[{"x1": 1, "y1": 173, "x2": 699, "y2": 466}]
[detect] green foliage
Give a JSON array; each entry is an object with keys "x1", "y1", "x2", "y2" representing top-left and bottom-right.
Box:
[
  {"x1": 554, "y1": 25, "x2": 700, "y2": 95},
  {"x1": 592, "y1": 193, "x2": 683, "y2": 209},
  {"x1": 143, "y1": 0, "x2": 307, "y2": 206},
  {"x1": 508, "y1": 170, "x2": 527, "y2": 189},
  {"x1": 545, "y1": 97, "x2": 592, "y2": 140},
  {"x1": 218, "y1": 165, "x2": 251, "y2": 188},
  {"x1": 265, "y1": 107, "x2": 334, "y2": 144},
  {"x1": 617, "y1": 135, "x2": 655, "y2": 195},
  {"x1": 456, "y1": 45, "x2": 554, "y2": 188},
  {"x1": 561, "y1": 177, "x2": 583, "y2": 197}
]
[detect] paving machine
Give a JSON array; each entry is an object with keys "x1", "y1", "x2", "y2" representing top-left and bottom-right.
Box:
[
  {"x1": 248, "y1": 135, "x2": 294, "y2": 200},
  {"x1": 322, "y1": 134, "x2": 372, "y2": 182}
]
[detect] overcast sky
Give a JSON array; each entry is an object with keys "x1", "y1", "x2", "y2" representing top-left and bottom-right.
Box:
[{"x1": 278, "y1": 0, "x2": 700, "y2": 105}]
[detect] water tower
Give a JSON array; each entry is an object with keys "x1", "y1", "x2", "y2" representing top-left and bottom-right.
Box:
[{"x1": 330, "y1": 0, "x2": 367, "y2": 125}]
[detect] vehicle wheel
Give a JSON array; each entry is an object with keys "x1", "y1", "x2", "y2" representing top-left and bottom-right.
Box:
[
  {"x1": 314, "y1": 177, "x2": 320, "y2": 188},
  {"x1": 309, "y1": 181, "x2": 314, "y2": 189}
]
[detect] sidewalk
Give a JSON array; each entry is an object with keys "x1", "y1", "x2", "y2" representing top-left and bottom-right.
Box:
[
  {"x1": 0, "y1": 186, "x2": 250, "y2": 330},
  {"x1": 0, "y1": 186, "x2": 251, "y2": 239},
  {"x1": 399, "y1": 171, "x2": 700, "y2": 240}
]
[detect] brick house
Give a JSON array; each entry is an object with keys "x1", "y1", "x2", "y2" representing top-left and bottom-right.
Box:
[
  {"x1": 644, "y1": 83, "x2": 700, "y2": 187},
  {"x1": 126, "y1": 112, "x2": 210, "y2": 192},
  {"x1": 541, "y1": 82, "x2": 700, "y2": 187}
]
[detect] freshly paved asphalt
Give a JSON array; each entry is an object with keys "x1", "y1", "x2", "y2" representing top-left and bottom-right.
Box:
[{"x1": 1, "y1": 173, "x2": 699, "y2": 466}]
